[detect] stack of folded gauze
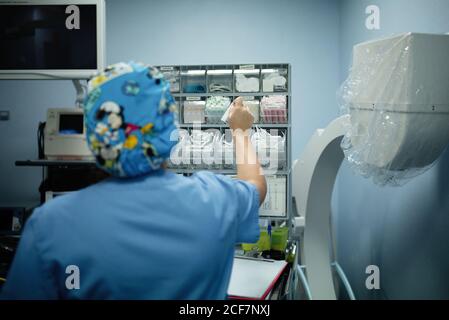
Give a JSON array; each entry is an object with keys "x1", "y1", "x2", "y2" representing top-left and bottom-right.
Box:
[{"x1": 260, "y1": 96, "x2": 287, "y2": 124}]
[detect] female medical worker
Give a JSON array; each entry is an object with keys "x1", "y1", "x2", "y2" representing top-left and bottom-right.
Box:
[{"x1": 0, "y1": 62, "x2": 267, "y2": 299}]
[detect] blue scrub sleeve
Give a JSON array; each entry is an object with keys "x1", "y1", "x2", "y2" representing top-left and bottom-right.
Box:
[
  {"x1": 198, "y1": 172, "x2": 260, "y2": 244},
  {"x1": 232, "y1": 179, "x2": 261, "y2": 244},
  {"x1": 0, "y1": 209, "x2": 58, "y2": 300}
]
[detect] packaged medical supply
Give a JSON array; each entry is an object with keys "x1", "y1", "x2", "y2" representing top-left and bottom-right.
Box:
[
  {"x1": 235, "y1": 69, "x2": 260, "y2": 92},
  {"x1": 251, "y1": 128, "x2": 286, "y2": 170},
  {"x1": 260, "y1": 95, "x2": 287, "y2": 124},
  {"x1": 244, "y1": 99, "x2": 260, "y2": 124},
  {"x1": 222, "y1": 132, "x2": 235, "y2": 169},
  {"x1": 207, "y1": 70, "x2": 233, "y2": 93},
  {"x1": 183, "y1": 100, "x2": 206, "y2": 123},
  {"x1": 205, "y1": 96, "x2": 231, "y2": 124},
  {"x1": 262, "y1": 69, "x2": 288, "y2": 92},
  {"x1": 159, "y1": 66, "x2": 180, "y2": 93},
  {"x1": 182, "y1": 70, "x2": 206, "y2": 93}
]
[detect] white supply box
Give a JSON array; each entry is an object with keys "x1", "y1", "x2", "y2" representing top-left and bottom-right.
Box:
[{"x1": 260, "y1": 176, "x2": 287, "y2": 217}]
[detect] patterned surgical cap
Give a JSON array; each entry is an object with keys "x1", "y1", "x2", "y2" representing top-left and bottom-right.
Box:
[{"x1": 84, "y1": 62, "x2": 179, "y2": 177}]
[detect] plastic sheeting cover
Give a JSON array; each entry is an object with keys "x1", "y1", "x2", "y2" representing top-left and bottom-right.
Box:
[{"x1": 338, "y1": 33, "x2": 449, "y2": 186}]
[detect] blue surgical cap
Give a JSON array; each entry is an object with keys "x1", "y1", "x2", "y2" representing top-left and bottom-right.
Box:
[{"x1": 84, "y1": 62, "x2": 179, "y2": 177}]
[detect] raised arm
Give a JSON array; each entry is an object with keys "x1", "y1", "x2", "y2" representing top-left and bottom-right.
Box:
[{"x1": 228, "y1": 97, "x2": 267, "y2": 205}]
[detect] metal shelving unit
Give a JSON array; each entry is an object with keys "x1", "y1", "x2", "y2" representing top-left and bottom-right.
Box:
[
  {"x1": 172, "y1": 92, "x2": 288, "y2": 97},
  {"x1": 174, "y1": 168, "x2": 291, "y2": 175},
  {"x1": 179, "y1": 124, "x2": 289, "y2": 129},
  {"x1": 157, "y1": 63, "x2": 292, "y2": 221}
]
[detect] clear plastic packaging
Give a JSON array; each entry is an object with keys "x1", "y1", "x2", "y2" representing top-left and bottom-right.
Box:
[
  {"x1": 338, "y1": 33, "x2": 449, "y2": 186},
  {"x1": 209, "y1": 130, "x2": 224, "y2": 169},
  {"x1": 159, "y1": 66, "x2": 180, "y2": 93},
  {"x1": 169, "y1": 127, "x2": 286, "y2": 171},
  {"x1": 222, "y1": 131, "x2": 235, "y2": 169},
  {"x1": 207, "y1": 69, "x2": 233, "y2": 93},
  {"x1": 234, "y1": 68, "x2": 260, "y2": 93},
  {"x1": 262, "y1": 68, "x2": 288, "y2": 92},
  {"x1": 181, "y1": 69, "x2": 206, "y2": 93},
  {"x1": 205, "y1": 96, "x2": 231, "y2": 124},
  {"x1": 183, "y1": 100, "x2": 205, "y2": 124},
  {"x1": 260, "y1": 95, "x2": 287, "y2": 124},
  {"x1": 251, "y1": 128, "x2": 286, "y2": 171},
  {"x1": 190, "y1": 130, "x2": 221, "y2": 169},
  {"x1": 169, "y1": 129, "x2": 224, "y2": 169},
  {"x1": 243, "y1": 99, "x2": 260, "y2": 124}
]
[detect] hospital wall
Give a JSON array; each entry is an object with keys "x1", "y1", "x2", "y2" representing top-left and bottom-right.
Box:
[
  {"x1": 336, "y1": 0, "x2": 449, "y2": 299},
  {"x1": 105, "y1": 0, "x2": 341, "y2": 160}
]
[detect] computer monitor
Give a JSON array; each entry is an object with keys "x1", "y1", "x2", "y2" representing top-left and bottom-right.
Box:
[
  {"x1": 44, "y1": 108, "x2": 93, "y2": 160},
  {"x1": 0, "y1": 0, "x2": 106, "y2": 79}
]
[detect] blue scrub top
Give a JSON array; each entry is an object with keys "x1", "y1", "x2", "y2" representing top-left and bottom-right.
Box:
[{"x1": 0, "y1": 170, "x2": 260, "y2": 299}]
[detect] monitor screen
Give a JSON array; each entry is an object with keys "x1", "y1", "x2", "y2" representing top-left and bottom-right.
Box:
[
  {"x1": 0, "y1": 5, "x2": 97, "y2": 70},
  {"x1": 59, "y1": 114, "x2": 84, "y2": 135}
]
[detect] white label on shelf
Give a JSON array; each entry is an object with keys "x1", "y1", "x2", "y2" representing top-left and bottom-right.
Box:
[
  {"x1": 274, "y1": 85, "x2": 287, "y2": 92},
  {"x1": 160, "y1": 66, "x2": 174, "y2": 71},
  {"x1": 239, "y1": 64, "x2": 255, "y2": 70},
  {"x1": 186, "y1": 96, "x2": 201, "y2": 101}
]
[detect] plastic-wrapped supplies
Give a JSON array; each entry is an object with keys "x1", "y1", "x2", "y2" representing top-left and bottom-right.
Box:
[
  {"x1": 222, "y1": 133, "x2": 235, "y2": 169},
  {"x1": 251, "y1": 128, "x2": 286, "y2": 170},
  {"x1": 208, "y1": 70, "x2": 233, "y2": 93},
  {"x1": 205, "y1": 96, "x2": 231, "y2": 124},
  {"x1": 183, "y1": 100, "x2": 205, "y2": 123},
  {"x1": 244, "y1": 99, "x2": 260, "y2": 123},
  {"x1": 168, "y1": 128, "x2": 286, "y2": 171},
  {"x1": 338, "y1": 33, "x2": 449, "y2": 186},
  {"x1": 182, "y1": 70, "x2": 206, "y2": 93},
  {"x1": 190, "y1": 130, "x2": 221, "y2": 169},
  {"x1": 262, "y1": 69, "x2": 288, "y2": 92},
  {"x1": 260, "y1": 95, "x2": 287, "y2": 124},
  {"x1": 169, "y1": 129, "x2": 222, "y2": 169},
  {"x1": 235, "y1": 71, "x2": 260, "y2": 92}
]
